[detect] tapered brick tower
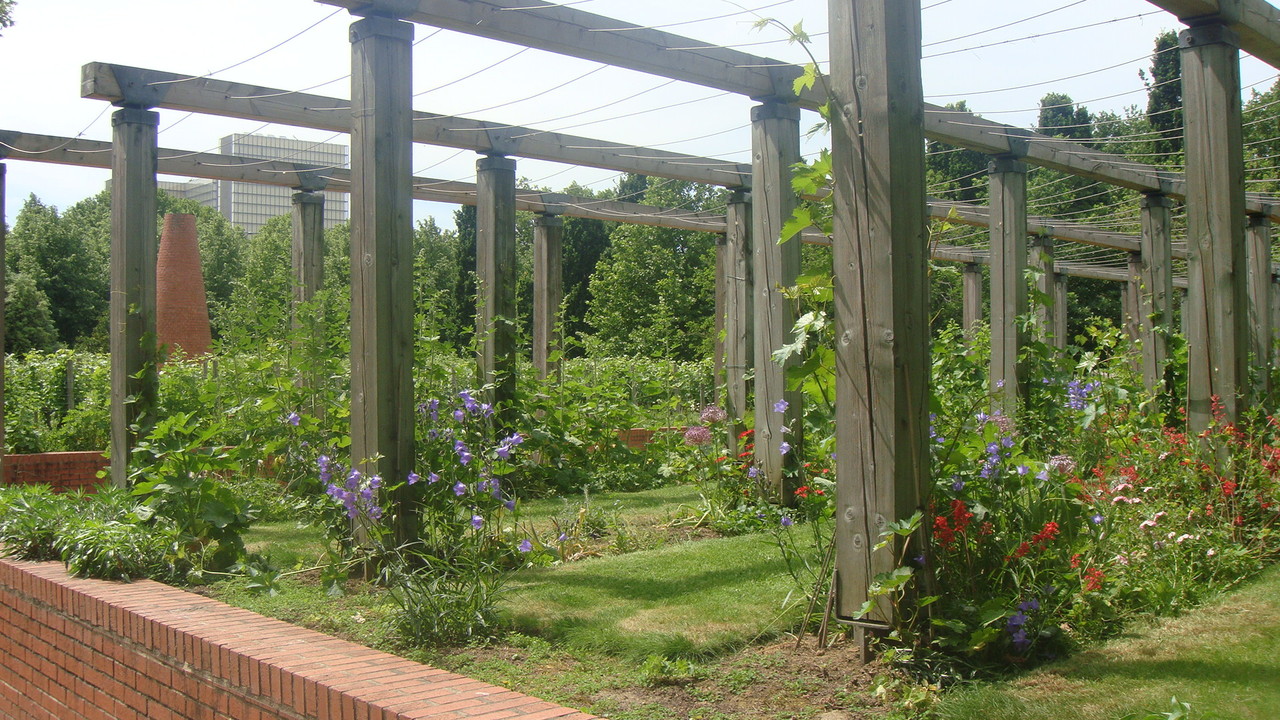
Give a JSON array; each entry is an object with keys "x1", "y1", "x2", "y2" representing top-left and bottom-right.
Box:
[{"x1": 156, "y1": 213, "x2": 213, "y2": 358}]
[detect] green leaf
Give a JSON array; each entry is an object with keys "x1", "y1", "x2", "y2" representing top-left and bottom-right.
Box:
[{"x1": 781, "y1": 205, "x2": 814, "y2": 243}]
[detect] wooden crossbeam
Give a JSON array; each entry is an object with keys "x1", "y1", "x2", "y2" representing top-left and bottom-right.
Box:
[
  {"x1": 1143, "y1": 0, "x2": 1280, "y2": 70},
  {"x1": 80, "y1": 63, "x2": 750, "y2": 188},
  {"x1": 0, "y1": 130, "x2": 724, "y2": 232},
  {"x1": 2, "y1": 129, "x2": 1180, "y2": 285},
  {"x1": 320, "y1": 0, "x2": 1280, "y2": 222}
]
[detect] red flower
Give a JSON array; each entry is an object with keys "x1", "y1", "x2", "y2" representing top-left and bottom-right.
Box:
[
  {"x1": 933, "y1": 516, "x2": 956, "y2": 547},
  {"x1": 1083, "y1": 567, "x2": 1105, "y2": 592},
  {"x1": 1220, "y1": 478, "x2": 1238, "y2": 498},
  {"x1": 1069, "y1": 553, "x2": 1082, "y2": 569},
  {"x1": 795, "y1": 486, "x2": 811, "y2": 499},
  {"x1": 950, "y1": 499, "x2": 974, "y2": 533},
  {"x1": 1031, "y1": 521, "x2": 1060, "y2": 547}
]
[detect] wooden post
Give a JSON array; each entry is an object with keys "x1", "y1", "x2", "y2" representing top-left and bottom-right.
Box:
[
  {"x1": 988, "y1": 156, "x2": 1029, "y2": 414},
  {"x1": 1053, "y1": 273, "x2": 1068, "y2": 345},
  {"x1": 1125, "y1": 253, "x2": 1144, "y2": 350},
  {"x1": 829, "y1": 0, "x2": 929, "y2": 649},
  {"x1": 1181, "y1": 23, "x2": 1248, "y2": 430},
  {"x1": 291, "y1": 190, "x2": 325, "y2": 319},
  {"x1": 1028, "y1": 236, "x2": 1057, "y2": 345},
  {"x1": 348, "y1": 13, "x2": 415, "y2": 543},
  {"x1": 1247, "y1": 214, "x2": 1273, "y2": 397},
  {"x1": 1139, "y1": 193, "x2": 1174, "y2": 392},
  {"x1": 533, "y1": 212, "x2": 563, "y2": 381},
  {"x1": 714, "y1": 233, "x2": 727, "y2": 402},
  {"x1": 962, "y1": 262, "x2": 983, "y2": 338},
  {"x1": 1272, "y1": 273, "x2": 1280, "y2": 368},
  {"x1": 109, "y1": 107, "x2": 160, "y2": 488},
  {"x1": 751, "y1": 100, "x2": 802, "y2": 502},
  {"x1": 476, "y1": 154, "x2": 518, "y2": 414},
  {"x1": 724, "y1": 191, "x2": 752, "y2": 437}
]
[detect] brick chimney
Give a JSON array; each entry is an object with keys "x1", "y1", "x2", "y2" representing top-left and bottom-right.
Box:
[{"x1": 156, "y1": 213, "x2": 213, "y2": 358}]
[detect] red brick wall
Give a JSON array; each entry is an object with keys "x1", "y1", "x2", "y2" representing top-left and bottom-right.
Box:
[
  {"x1": 3, "y1": 452, "x2": 109, "y2": 493},
  {"x1": 0, "y1": 557, "x2": 599, "y2": 720}
]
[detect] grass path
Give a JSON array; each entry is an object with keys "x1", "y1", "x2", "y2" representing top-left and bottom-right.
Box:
[{"x1": 934, "y1": 564, "x2": 1280, "y2": 720}]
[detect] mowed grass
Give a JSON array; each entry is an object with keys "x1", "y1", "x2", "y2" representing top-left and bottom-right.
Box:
[
  {"x1": 502, "y1": 532, "x2": 806, "y2": 658},
  {"x1": 935, "y1": 564, "x2": 1280, "y2": 720}
]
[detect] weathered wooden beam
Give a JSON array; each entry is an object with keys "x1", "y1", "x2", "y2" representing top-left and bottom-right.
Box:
[
  {"x1": 1139, "y1": 193, "x2": 1175, "y2": 392},
  {"x1": 989, "y1": 156, "x2": 1029, "y2": 414},
  {"x1": 1182, "y1": 23, "x2": 1248, "y2": 430},
  {"x1": 962, "y1": 262, "x2": 983, "y2": 336},
  {"x1": 1143, "y1": 0, "x2": 1280, "y2": 71},
  {"x1": 81, "y1": 63, "x2": 749, "y2": 188},
  {"x1": 1246, "y1": 213, "x2": 1273, "y2": 397},
  {"x1": 476, "y1": 154, "x2": 518, "y2": 415},
  {"x1": 532, "y1": 212, "x2": 563, "y2": 381},
  {"x1": 109, "y1": 108, "x2": 160, "y2": 488},
  {"x1": 830, "y1": 0, "x2": 930, "y2": 646},
  {"x1": 348, "y1": 15, "x2": 416, "y2": 543},
  {"x1": 291, "y1": 191, "x2": 325, "y2": 315},
  {"x1": 1028, "y1": 236, "x2": 1060, "y2": 347},
  {"x1": 1053, "y1": 273, "x2": 1069, "y2": 343},
  {"x1": 0, "y1": 130, "x2": 727, "y2": 233},
  {"x1": 724, "y1": 191, "x2": 752, "y2": 434},
  {"x1": 751, "y1": 101, "x2": 802, "y2": 503},
  {"x1": 308, "y1": 2, "x2": 1280, "y2": 221}
]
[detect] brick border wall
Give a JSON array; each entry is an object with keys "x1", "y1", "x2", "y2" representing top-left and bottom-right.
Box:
[
  {"x1": 3, "y1": 452, "x2": 109, "y2": 493},
  {"x1": 0, "y1": 557, "x2": 600, "y2": 720}
]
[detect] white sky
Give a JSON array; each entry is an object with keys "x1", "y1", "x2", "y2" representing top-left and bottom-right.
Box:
[{"x1": 1, "y1": 0, "x2": 1276, "y2": 230}]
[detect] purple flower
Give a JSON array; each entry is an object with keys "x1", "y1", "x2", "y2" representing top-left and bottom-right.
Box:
[
  {"x1": 780, "y1": 516, "x2": 794, "y2": 528},
  {"x1": 286, "y1": 412, "x2": 300, "y2": 427},
  {"x1": 1091, "y1": 513, "x2": 1105, "y2": 525},
  {"x1": 504, "y1": 432, "x2": 524, "y2": 447},
  {"x1": 914, "y1": 554, "x2": 926, "y2": 566},
  {"x1": 504, "y1": 499, "x2": 516, "y2": 511},
  {"x1": 453, "y1": 409, "x2": 466, "y2": 423},
  {"x1": 368, "y1": 475, "x2": 382, "y2": 490},
  {"x1": 773, "y1": 399, "x2": 789, "y2": 413},
  {"x1": 471, "y1": 515, "x2": 484, "y2": 530},
  {"x1": 1006, "y1": 611, "x2": 1028, "y2": 629},
  {"x1": 496, "y1": 445, "x2": 511, "y2": 461},
  {"x1": 557, "y1": 533, "x2": 568, "y2": 542},
  {"x1": 700, "y1": 406, "x2": 728, "y2": 424},
  {"x1": 407, "y1": 471, "x2": 420, "y2": 485},
  {"x1": 518, "y1": 538, "x2": 533, "y2": 553},
  {"x1": 453, "y1": 482, "x2": 467, "y2": 496},
  {"x1": 459, "y1": 451, "x2": 473, "y2": 466},
  {"x1": 367, "y1": 505, "x2": 383, "y2": 520},
  {"x1": 1011, "y1": 628, "x2": 1030, "y2": 651},
  {"x1": 951, "y1": 479, "x2": 965, "y2": 492},
  {"x1": 779, "y1": 441, "x2": 791, "y2": 456},
  {"x1": 1019, "y1": 599, "x2": 1040, "y2": 612},
  {"x1": 428, "y1": 472, "x2": 440, "y2": 484},
  {"x1": 684, "y1": 426, "x2": 712, "y2": 446},
  {"x1": 1016, "y1": 465, "x2": 1029, "y2": 476}
]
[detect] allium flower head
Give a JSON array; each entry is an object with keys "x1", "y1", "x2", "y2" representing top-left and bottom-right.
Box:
[
  {"x1": 684, "y1": 425, "x2": 713, "y2": 446},
  {"x1": 700, "y1": 406, "x2": 728, "y2": 424}
]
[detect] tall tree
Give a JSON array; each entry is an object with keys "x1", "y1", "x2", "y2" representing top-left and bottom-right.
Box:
[
  {"x1": 448, "y1": 205, "x2": 479, "y2": 350},
  {"x1": 6, "y1": 195, "x2": 108, "y2": 347},
  {"x1": 1037, "y1": 92, "x2": 1092, "y2": 141},
  {"x1": 585, "y1": 179, "x2": 722, "y2": 360},
  {"x1": 5, "y1": 273, "x2": 58, "y2": 354},
  {"x1": 0, "y1": 0, "x2": 15, "y2": 35},
  {"x1": 1144, "y1": 30, "x2": 1184, "y2": 160}
]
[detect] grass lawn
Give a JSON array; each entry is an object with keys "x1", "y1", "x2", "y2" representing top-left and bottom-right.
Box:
[{"x1": 934, "y1": 564, "x2": 1280, "y2": 720}]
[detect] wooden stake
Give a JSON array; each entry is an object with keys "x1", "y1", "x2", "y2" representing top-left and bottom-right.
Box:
[
  {"x1": 1029, "y1": 236, "x2": 1057, "y2": 346},
  {"x1": 109, "y1": 108, "x2": 159, "y2": 488},
  {"x1": 1053, "y1": 273, "x2": 1069, "y2": 345},
  {"x1": 533, "y1": 212, "x2": 563, "y2": 382},
  {"x1": 291, "y1": 190, "x2": 325, "y2": 319},
  {"x1": 962, "y1": 262, "x2": 983, "y2": 340},
  {"x1": 751, "y1": 100, "x2": 802, "y2": 502},
  {"x1": 988, "y1": 156, "x2": 1029, "y2": 414},
  {"x1": 348, "y1": 14, "x2": 415, "y2": 544},
  {"x1": 829, "y1": 0, "x2": 929, "y2": 655},
  {"x1": 1182, "y1": 23, "x2": 1248, "y2": 430}
]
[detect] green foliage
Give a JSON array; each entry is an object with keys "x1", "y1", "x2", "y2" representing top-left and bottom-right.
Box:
[
  {"x1": 128, "y1": 412, "x2": 256, "y2": 571},
  {"x1": 4, "y1": 273, "x2": 58, "y2": 353},
  {"x1": 585, "y1": 178, "x2": 723, "y2": 360}
]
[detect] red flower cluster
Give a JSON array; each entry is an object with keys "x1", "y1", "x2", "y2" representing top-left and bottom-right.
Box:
[
  {"x1": 1004, "y1": 521, "x2": 1060, "y2": 562},
  {"x1": 1083, "y1": 567, "x2": 1105, "y2": 592},
  {"x1": 933, "y1": 500, "x2": 974, "y2": 549},
  {"x1": 793, "y1": 485, "x2": 825, "y2": 499}
]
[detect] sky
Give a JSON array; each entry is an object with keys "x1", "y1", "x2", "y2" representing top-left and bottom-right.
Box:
[{"x1": 1, "y1": 0, "x2": 1277, "y2": 230}]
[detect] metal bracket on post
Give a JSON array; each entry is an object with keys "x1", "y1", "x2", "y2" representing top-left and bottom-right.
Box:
[{"x1": 1179, "y1": 22, "x2": 1241, "y2": 50}]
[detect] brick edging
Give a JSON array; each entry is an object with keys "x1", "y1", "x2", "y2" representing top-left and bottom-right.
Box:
[{"x1": 0, "y1": 557, "x2": 601, "y2": 720}]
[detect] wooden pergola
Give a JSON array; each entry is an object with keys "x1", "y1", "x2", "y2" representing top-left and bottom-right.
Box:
[{"x1": 3, "y1": 0, "x2": 1280, "y2": 651}]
